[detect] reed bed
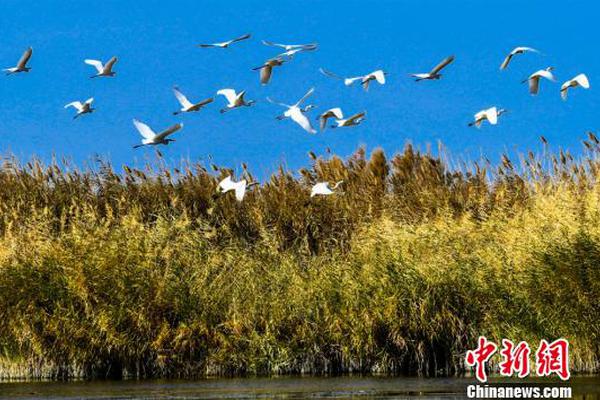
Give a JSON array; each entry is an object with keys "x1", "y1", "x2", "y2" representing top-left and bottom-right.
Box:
[{"x1": 0, "y1": 138, "x2": 598, "y2": 379}]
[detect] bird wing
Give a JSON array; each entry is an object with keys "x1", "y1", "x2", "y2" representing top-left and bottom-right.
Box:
[
  {"x1": 260, "y1": 65, "x2": 273, "y2": 85},
  {"x1": 234, "y1": 181, "x2": 247, "y2": 201},
  {"x1": 537, "y1": 70, "x2": 555, "y2": 81},
  {"x1": 319, "y1": 68, "x2": 343, "y2": 80},
  {"x1": 371, "y1": 70, "x2": 386, "y2": 84},
  {"x1": 430, "y1": 55, "x2": 455, "y2": 74},
  {"x1": 485, "y1": 107, "x2": 498, "y2": 125},
  {"x1": 17, "y1": 47, "x2": 32, "y2": 68},
  {"x1": 230, "y1": 33, "x2": 251, "y2": 44},
  {"x1": 347, "y1": 112, "x2": 366, "y2": 123},
  {"x1": 500, "y1": 54, "x2": 513, "y2": 70},
  {"x1": 218, "y1": 176, "x2": 236, "y2": 192},
  {"x1": 154, "y1": 123, "x2": 183, "y2": 142},
  {"x1": 217, "y1": 89, "x2": 238, "y2": 104},
  {"x1": 289, "y1": 108, "x2": 316, "y2": 134},
  {"x1": 133, "y1": 119, "x2": 156, "y2": 139},
  {"x1": 344, "y1": 77, "x2": 362, "y2": 86},
  {"x1": 528, "y1": 76, "x2": 540, "y2": 95},
  {"x1": 84, "y1": 59, "x2": 104, "y2": 72},
  {"x1": 64, "y1": 101, "x2": 83, "y2": 111},
  {"x1": 294, "y1": 87, "x2": 315, "y2": 107},
  {"x1": 173, "y1": 86, "x2": 193, "y2": 108},
  {"x1": 560, "y1": 85, "x2": 569, "y2": 100},
  {"x1": 575, "y1": 73, "x2": 590, "y2": 89},
  {"x1": 514, "y1": 46, "x2": 539, "y2": 54},
  {"x1": 328, "y1": 108, "x2": 344, "y2": 120},
  {"x1": 198, "y1": 43, "x2": 218, "y2": 48},
  {"x1": 84, "y1": 97, "x2": 94, "y2": 105},
  {"x1": 311, "y1": 182, "x2": 331, "y2": 197},
  {"x1": 103, "y1": 56, "x2": 117, "y2": 73},
  {"x1": 261, "y1": 40, "x2": 286, "y2": 49},
  {"x1": 266, "y1": 97, "x2": 290, "y2": 108},
  {"x1": 195, "y1": 97, "x2": 214, "y2": 108}
]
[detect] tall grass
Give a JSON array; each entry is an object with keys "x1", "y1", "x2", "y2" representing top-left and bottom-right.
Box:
[{"x1": 0, "y1": 138, "x2": 598, "y2": 379}]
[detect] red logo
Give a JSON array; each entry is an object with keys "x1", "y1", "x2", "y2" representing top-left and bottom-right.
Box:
[{"x1": 466, "y1": 337, "x2": 570, "y2": 382}]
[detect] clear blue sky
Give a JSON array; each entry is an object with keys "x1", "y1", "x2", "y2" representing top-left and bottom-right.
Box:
[{"x1": 0, "y1": 0, "x2": 597, "y2": 178}]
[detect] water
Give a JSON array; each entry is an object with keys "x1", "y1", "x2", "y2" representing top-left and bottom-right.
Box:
[{"x1": 1, "y1": 376, "x2": 598, "y2": 399}]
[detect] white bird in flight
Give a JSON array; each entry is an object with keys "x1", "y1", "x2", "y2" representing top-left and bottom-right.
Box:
[
  {"x1": 319, "y1": 68, "x2": 387, "y2": 91},
  {"x1": 331, "y1": 112, "x2": 366, "y2": 129},
  {"x1": 64, "y1": 97, "x2": 95, "y2": 119},
  {"x1": 276, "y1": 46, "x2": 317, "y2": 60},
  {"x1": 85, "y1": 57, "x2": 118, "y2": 78},
  {"x1": 198, "y1": 34, "x2": 251, "y2": 48},
  {"x1": 132, "y1": 119, "x2": 183, "y2": 148},
  {"x1": 172, "y1": 86, "x2": 214, "y2": 115},
  {"x1": 262, "y1": 40, "x2": 317, "y2": 51},
  {"x1": 268, "y1": 88, "x2": 317, "y2": 134},
  {"x1": 216, "y1": 89, "x2": 255, "y2": 113},
  {"x1": 500, "y1": 47, "x2": 540, "y2": 70},
  {"x1": 410, "y1": 55, "x2": 455, "y2": 81},
  {"x1": 4, "y1": 47, "x2": 33, "y2": 75},
  {"x1": 560, "y1": 73, "x2": 590, "y2": 100},
  {"x1": 522, "y1": 67, "x2": 556, "y2": 95},
  {"x1": 252, "y1": 57, "x2": 287, "y2": 85},
  {"x1": 311, "y1": 181, "x2": 344, "y2": 197},
  {"x1": 468, "y1": 107, "x2": 507, "y2": 128},
  {"x1": 217, "y1": 176, "x2": 258, "y2": 201},
  {"x1": 317, "y1": 108, "x2": 344, "y2": 131}
]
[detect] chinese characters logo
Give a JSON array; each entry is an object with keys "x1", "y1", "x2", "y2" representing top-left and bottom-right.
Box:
[{"x1": 465, "y1": 336, "x2": 570, "y2": 382}]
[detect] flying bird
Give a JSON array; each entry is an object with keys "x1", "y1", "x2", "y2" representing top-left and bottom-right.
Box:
[
  {"x1": 560, "y1": 73, "x2": 590, "y2": 100},
  {"x1": 410, "y1": 55, "x2": 455, "y2": 81},
  {"x1": 216, "y1": 89, "x2": 255, "y2": 113},
  {"x1": 252, "y1": 57, "x2": 286, "y2": 85},
  {"x1": 317, "y1": 108, "x2": 344, "y2": 131},
  {"x1": 267, "y1": 88, "x2": 317, "y2": 134},
  {"x1": 319, "y1": 68, "x2": 387, "y2": 91},
  {"x1": 276, "y1": 46, "x2": 317, "y2": 60},
  {"x1": 262, "y1": 40, "x2": 317, "y2": 51},
  {"x1": 276, "y1": 104, "x2": 315, "y2": 120},
  {"x1": 500, "y1": 47, "x2": 540, "y2": 70},
  {"x1": 64, "y1": 97, "x2": 95, "y2": 119},
  {"x1": 311, "y1": 181, "x2": 343, "y2": 197},
  {"x1": 468, "y1": 107, "x2": 507, "y2": 128},
  {"x1": 85, "y1": 57, "x2": 118, "y2": 78},
  {"x1": 331, "y1": 112, "x2": 366, "y2": 129},
  {"x1": 217, "y1": 176, "x2": 258, "y2": 201},
  {"x1": 522, "y1": 67, "x2": 556, "y2": 95},
  {"x1": 132, "y1": 119, "x2": 182, "y2": 148},
  {"x1": 4, "y1": 47, "x2": 32, "y2": 75},
  {"x1": 172, "y1": 86, "x2": 214, "y2": 115},
  {"x1": 198, "y1": 34, "x2": 251, "y2": 48}
]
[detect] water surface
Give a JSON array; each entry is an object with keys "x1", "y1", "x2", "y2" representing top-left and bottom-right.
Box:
[{"x1": 1, "y1": 376, "x2": 598, "y2": 399}]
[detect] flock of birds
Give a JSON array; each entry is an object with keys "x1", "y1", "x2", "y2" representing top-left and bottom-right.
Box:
[{"x1": 3, "y1": 36, "x2": 592, "y2": 200}]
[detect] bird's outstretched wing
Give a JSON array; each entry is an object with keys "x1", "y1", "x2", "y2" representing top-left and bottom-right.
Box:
[
  {"x1": 133, "y1": 119, "x2": 156, "y2": 140},
  {"x1": 217, "y1": 89, "x2": 238, "y2": 104},
  {"x1": 430, "y1": 55, "x2": 455, "y2": 74},
  {"x1": 289, "y1": 109, "x2": 316, "y2": 134},
  {"x1": 234, "y1": 182, "x2": 247, "y2": 201},
  {"x1": 196, "y1": 97, "x2": 214, "y2": 107},
  {"x1": 64, "y1": 101, "x2": 83, "y2": 111},
  {"x1": 500, "y1": 53, "x2": 514, "y2": 70},
  {"x1": 173, "y1": 86, "x2": 193, "y2": 108},
  {"x1": 266, "y1": 97, "x2": 290, "y2": 108},
  {"x1": 319, "y1": 68, "x2": 343, "y2": 80},
  {"x1": 295, "y1": 87, "x2": 315, "y2": 107},
  {"x1": 230, "y1": 33, "x2": 251, "y2": 44},
  {"x1": 485, "y1": 107, "x2": 498, "y2": 125},
  {"x1": 347, "y1": 112, "x2": 366, "y2": 123},
  {"x1": 84, "y1": 97, "x2": 94, "y2": 105},
  {"x1": 574, "y1": 73, "x2": 590, "y2": 88},
  {"x1": 104, "y1": 57, "x2": 117, "y2": 72},
  {"x1": 17, "y1": 47, "x2": 32, "y2": 68},
  {"x1": 84, "y1": 59, "x2": 104, "y2": 73},
  {"x1": 155, "y1": 123, "x2": 183, "y2": 142},
  {"x1": 260, "y1": 66, "x2": 273, "y2": 85}
]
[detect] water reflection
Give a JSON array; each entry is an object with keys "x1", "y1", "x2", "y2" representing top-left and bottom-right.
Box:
[{"x1": 0, "y1": 376, "x2": 598, "y2": 399}]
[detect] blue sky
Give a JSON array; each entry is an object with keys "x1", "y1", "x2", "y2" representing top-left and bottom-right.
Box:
[{"x1": 0, "y1": 0, "x2": 598, "y2": 178}]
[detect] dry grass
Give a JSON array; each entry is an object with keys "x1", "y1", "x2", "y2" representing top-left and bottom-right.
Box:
[{"x1": 0, "y1": 138, "x2": 598, "y2": 379}]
